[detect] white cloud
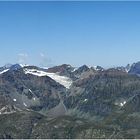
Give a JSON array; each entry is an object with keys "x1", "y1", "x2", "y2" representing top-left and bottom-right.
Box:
[
  {"x1": 40, "y1": 53, "x2": 45, "y2": 57},
  {"x1": 18, "y1": 53, "x2": 28, "y2": 64},
  {"x1": 39, "y1": 52, "x2": 54, "y2": 67}
]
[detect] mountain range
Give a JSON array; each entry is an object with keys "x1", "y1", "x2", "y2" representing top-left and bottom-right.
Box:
[{"x1": 0, "y1": 62, "x2": 140, "y2": 138}]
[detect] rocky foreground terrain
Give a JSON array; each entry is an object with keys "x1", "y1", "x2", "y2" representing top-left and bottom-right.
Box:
[{"x1": 0, "y1": 62, "x2": 140, "y2": 138}]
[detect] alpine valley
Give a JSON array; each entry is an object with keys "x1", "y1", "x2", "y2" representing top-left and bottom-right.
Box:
[{"x1": 0, "y1": 62, "x2": 140, "y2": 138}]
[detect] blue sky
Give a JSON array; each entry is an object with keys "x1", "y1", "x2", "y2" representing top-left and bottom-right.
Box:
[{"x1": 0, "y1": 1, "x2": 140, "y2": 68}]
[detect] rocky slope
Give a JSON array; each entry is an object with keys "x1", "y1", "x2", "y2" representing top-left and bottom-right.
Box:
[{"x1": 0, "y1": 62, "x2": 140, "y2": 138}]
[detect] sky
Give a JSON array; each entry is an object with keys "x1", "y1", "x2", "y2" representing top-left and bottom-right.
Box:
[{"x1": 0, "y1": 1, "x2": 140, "y2": 68}]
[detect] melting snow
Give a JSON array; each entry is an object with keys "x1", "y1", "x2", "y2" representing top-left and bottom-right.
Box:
[
  {"x1": 33, "y1": 97, "x2": 36, "y2": 101},
  {"x1": 0, "y1": 69, "x2": 9, "y2": 74},
  {"x1": 24, "y1": 68, "x2": 72, "y2": 88}
]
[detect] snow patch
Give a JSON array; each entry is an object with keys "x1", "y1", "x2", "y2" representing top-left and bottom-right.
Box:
[
  {"x1": 0, "y1": 69, "x2": 9, "y2": 74},
  {"x1": 0, "y1": 106, "x2": 16, "y2": 115},
  {"x1": 13, "y1": 99, "x2": 17, "y2": 102},
  {"x1": 93, "y1": 66, "x2": 97, "y2": 70},
  {"x1": 23, "y1": 102, "x2": 27, "y2": 107},
  {"x1": 19, "y1": 64, "x2": 29, "y2": 67},
  {"x1": 67, "y1": 65, "x2": 71, "y2": 68},
  {"x1": 93, "y1": 66, "x2": 104, "y2": 71},
  {"x1": 125, "y1": 68, "x2": 130, "y2": 73},
  {"x1": 24, "y1": 68, "x2": 72, "y2": 88},
  {"x1": 115, "y1": 100, "x2": 127, "y2": 107},
  {"x1": 45, "y1": 72, "x2": 72, "y2": 89},
  {"x1": 33, "y1": 97, "x2": 36, "y2": 101},
  {"x1": 120, "y1": 101, "x2": 126, "y2": 107},
  {"x1": 54, "y1": 125, "x2": 58, "y2": 128},
  {"x1": 84, "y1": 99, "x2": 88, "y2": 102},
  {"x1": 29, "y1": 89, "x2": 33, "y2": 94},
  {"x1": 24, "y1": 68, "x2": 48, "y2": 76},
  {"x1": 0, "y1": 106, "x2": 7, "y2": 112},
  {"x1": 72, "y1": 67, "x2": 78, "y2": 72}
]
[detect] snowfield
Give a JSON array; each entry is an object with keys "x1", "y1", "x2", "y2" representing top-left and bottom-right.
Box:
[
  {"x1": 24, "y1": 68, "x2": 72, "y2": 89},
  {"x1": 0, "y1": 69, "x2": 9, "y2": 74}
]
